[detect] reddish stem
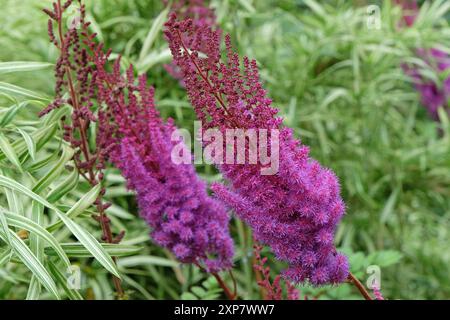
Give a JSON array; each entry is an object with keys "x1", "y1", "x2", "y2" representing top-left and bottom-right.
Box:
[
  {"x1": 348, "y1": 272, "x2": 372, "y2": 300},
  {"x1": 195, "y1": 262, "x2": 236, "y2": 300},
  {"x1": 212, "y1": 272, "x2": 236, "y2": 300}
]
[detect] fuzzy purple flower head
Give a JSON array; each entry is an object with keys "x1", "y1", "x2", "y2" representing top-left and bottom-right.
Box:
[
  {"x1": 165, "y1": 14, "x2": 349, "y2": 285},
  {"x1": 396, "y1": 0, "x2": 450, "y2": 120},
  {"x1": 403, "y1": 48, "x2": 450, "y2": 121},
  {"x1": 95, "y1": 57, "x2": 234, "y2": 272}
]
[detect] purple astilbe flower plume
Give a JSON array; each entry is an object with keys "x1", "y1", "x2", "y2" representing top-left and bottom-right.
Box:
[
  {"x1": 403, "y1": 48, "x2": 450, "y2": 121},
  {"x1": 94, "y1": 57, "x2": 234, "y2": 272},
  {"x1": 163, "y1": 0, "x2": 220, "y2": 84},
  {"x1": 164, "y1": 14, "x2": 349, "y2": 285},
  {"x1": 396, "y1": 0, "x2": 450, "y2": 120}
]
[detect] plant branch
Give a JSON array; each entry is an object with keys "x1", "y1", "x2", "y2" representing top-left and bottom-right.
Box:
[{"x1": 348, "y1": 272, "x2": 372, "y2": 300}]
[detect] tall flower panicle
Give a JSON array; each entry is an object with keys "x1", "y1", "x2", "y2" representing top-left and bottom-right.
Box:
[
  {"x1": 43, "y1": 0, "x2": 125, "y2": 296},
  {"x1": 396, "y1": 0, "x2": 450, "y2": 120},
  {"x1": 164, "y1": 14, "x2": 349, "y2": 285},
  {"x1": 163, "y1": 0, "x2": 220, "y2": 84},
  {"x1": 403, "y1": 48, "x2": 450, "y2": 120},
  {"x1": 94, "y1": 56, "x2": 234, "y2": 272}
]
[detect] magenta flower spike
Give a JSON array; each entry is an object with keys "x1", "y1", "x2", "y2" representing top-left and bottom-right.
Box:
[
  {"x1": 95, "y1": 54, "x2": 234, "y2": 272},
  {"x1": 396, "y1": 0, "x2": 450, "y2": 120},
  {"x1": 164, "y1": 14, "x2": 349, "y2": 285}
]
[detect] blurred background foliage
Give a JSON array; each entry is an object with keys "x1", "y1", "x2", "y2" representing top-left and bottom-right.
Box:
[{"x1": 0, "y1": 0, "x2": 449, "y2": 299}]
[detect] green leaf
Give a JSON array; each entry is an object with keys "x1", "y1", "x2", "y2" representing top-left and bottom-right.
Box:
[
  {"x1": 0, "y1": 207, "x2": 12, "y2": 244},
  {"x1": 237, "y1": 0, "x2": 256, "y2": 13},
  {"x1": 26, "y1": 201, "x2": 44, "y2": 300},
  {"x1": 50, "y1": 215, "x2": 121, "y2": 279},
  {"x1": 181, "y1": 292, "x2": 198, "y2": 300},
  {"x1": 0, "y1": 132, "x2": 23, "y2": 171},
  {"x1": 17, "y1": 128, "x2": 36, "y2": 161},
  {"x1": 0, "y1": 101, "x2": 28, "y2": 127},
  {"x1": 0, "y1": 230, "x2": 60, "y2": 299},
  {"x1": 26, "y1": 277, "x2": 41, "y2": 300},
  {"x1": 26, "y1": 147, "x2": 60, "y2": 172},
  {"x1": 137, "y1": 47, "x2": 172, "y2": 73},
  {"x1": 380, "y1": 188, "x2": 399, "y2": 224},
  {"x1": 47, "y1": 260, "x2": 83, "y2": 300},
  {"x1": 47, "y1": 184, "x2": 101, "y2": 232},
  {"x1": 46, "y1": 169, "x2": 79, "y2": 203},
  {"x1": 45, "y1": 243, "x2": 142, "y2": 258},
  {"x1": 191, "y1": 286, "x2": 207, "y2": 297},
  {"x1": 0, "y1": 82, "x2": 47, "y2": 100},
  {"x1": 0, "y1": 61, "x2": 53, "y2": 74},
  {"x1": 138, "y1": 6, "x2": 169, "y2": 63},
  {"x1": 2, "y1": 209, "x2": 71, "y2": 268},
  {"x1": 0, "y1": 249, "x2": 12, "y2": 267},
  {"x1": 3, "y1": 187, "x2": 22, "y2": 215},
  {"x1": 117, "y1": 255, "x2": 178, "y2": 268},
  {"x1": 0, "y1": 175, "x2": 120, "y2": 279},
  {"x1": 0, "y1": 123, "x2": 57, "y2": 163},
  {"x1": 32, "y1": 145, "x2": 74, "y2": 194},
  {"x1": 369, "y1": 250, "x2": 403, "y2": 268}
]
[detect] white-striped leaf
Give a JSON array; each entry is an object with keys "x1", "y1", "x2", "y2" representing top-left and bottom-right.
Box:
[
  {"x1": 2, "y1": 209, "x2": 71, "y2": 268},
  {"x1": 47, "y1": 184, "x2": 101, "y2": 232},
  {"x1": 0, "y1": 132, "x2": 23, "y2": 171},
  {"x1": 47, "y1": 260, "x2": 83, "y2": 300},
  {"x1": 17, "y1": 128, "x2": 36, "y2": 161},
  {"x1": 0, "y1": 175, "x2": 120, "y2": 278},
  {"x1": 0, "y1": 230, "x2": 60, "y2": 299},
  {"x1": 0, "y1": 61, "x2": 53, "y2": 74},
  {"x1": 45, "y1": 243, "x2": 141, "y2": 258},
  {"x1": 0, "y1": 82, "x2": 47, "y2": 100}
]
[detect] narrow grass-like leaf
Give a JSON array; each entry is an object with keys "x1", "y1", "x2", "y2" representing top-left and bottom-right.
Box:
[
  {"x1": 0, "y1": 132, "x2": 23, "y2": 170},
  {"x1": 0, "y1": 123, "x2": 57, "y2": 163},
  {"x1": 46, "y1": 169, "x2": 79, "y2": 203},
  {"x1": 0, "y1": 176, "x2": 120, "y2": 278},
  {"x1": 2, "y1": 209, "x2": 71, "y2": 268},
  {"x1": 54, "y1": 216, "x2": 121, "y2": 278},
  {"x1": 0, "y1": 61, "x2": 53, "y2": 74},
  {"x1": 380, "y1": 188, "x2": 399, "y2": 224},
  {"x1": 26, "y1": 277, "x2": 41, "y2": 300},
  {"x1": 0, "y1": 101, "x2": 28, "y2": 127},
  {"x1": 45, "y1": 243, "x2": 141, "y2": 258},
  {"x1": 47, "y1": 260, "x2": 83, "y2": 300},
  {"x1": 0, "y1": 208, "x2": 12, "y2": 244},
  {"x1": 26, "y1": 201, "x2": 44, "y2": 300},
  {"x1": 0, "y1": 230, "x2": 60, "y2": 299},
  {"x1": 3, "y1": 187, "x2": 22, "y2": 215},
  {"x1": 0, "y1": 249, "x2": 12, "y2": 267},
  {"x1": 0, "y1": 82, "x2": 47, "y2": 100},
  {"x1": 138, "y1": 6, "x2": 169, "y2": 63},
  {"x1": 32, "y1": 145, "x2": 74, "y2": 194},
  {"x1": 117, "y1": 256, "x2": 178, "y2": 268},
  {"x1": 26, "y1": 147, "x2": 60, "y2": 172},
  {"x1": 47, "y1": 184, "x2": 101, "y2": 232},
  {"x1": 17, "y1": 128, "x2": 36, "y2": 161}
]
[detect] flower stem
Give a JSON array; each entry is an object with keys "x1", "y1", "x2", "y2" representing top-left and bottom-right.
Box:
[
  {"x1": 195, "y1": 262, "x2": 236, "y2": 300},
  {"x1": 212, "y1": 272, "x2": 236, "y2": 300},
  {"x1": 348, "y1": 272, "x2": 372, "y2": 300}
]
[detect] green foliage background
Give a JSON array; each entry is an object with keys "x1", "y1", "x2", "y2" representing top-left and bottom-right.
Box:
[{"x1": 0, "y1": 0, "x2": 449, "y2": 299}]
